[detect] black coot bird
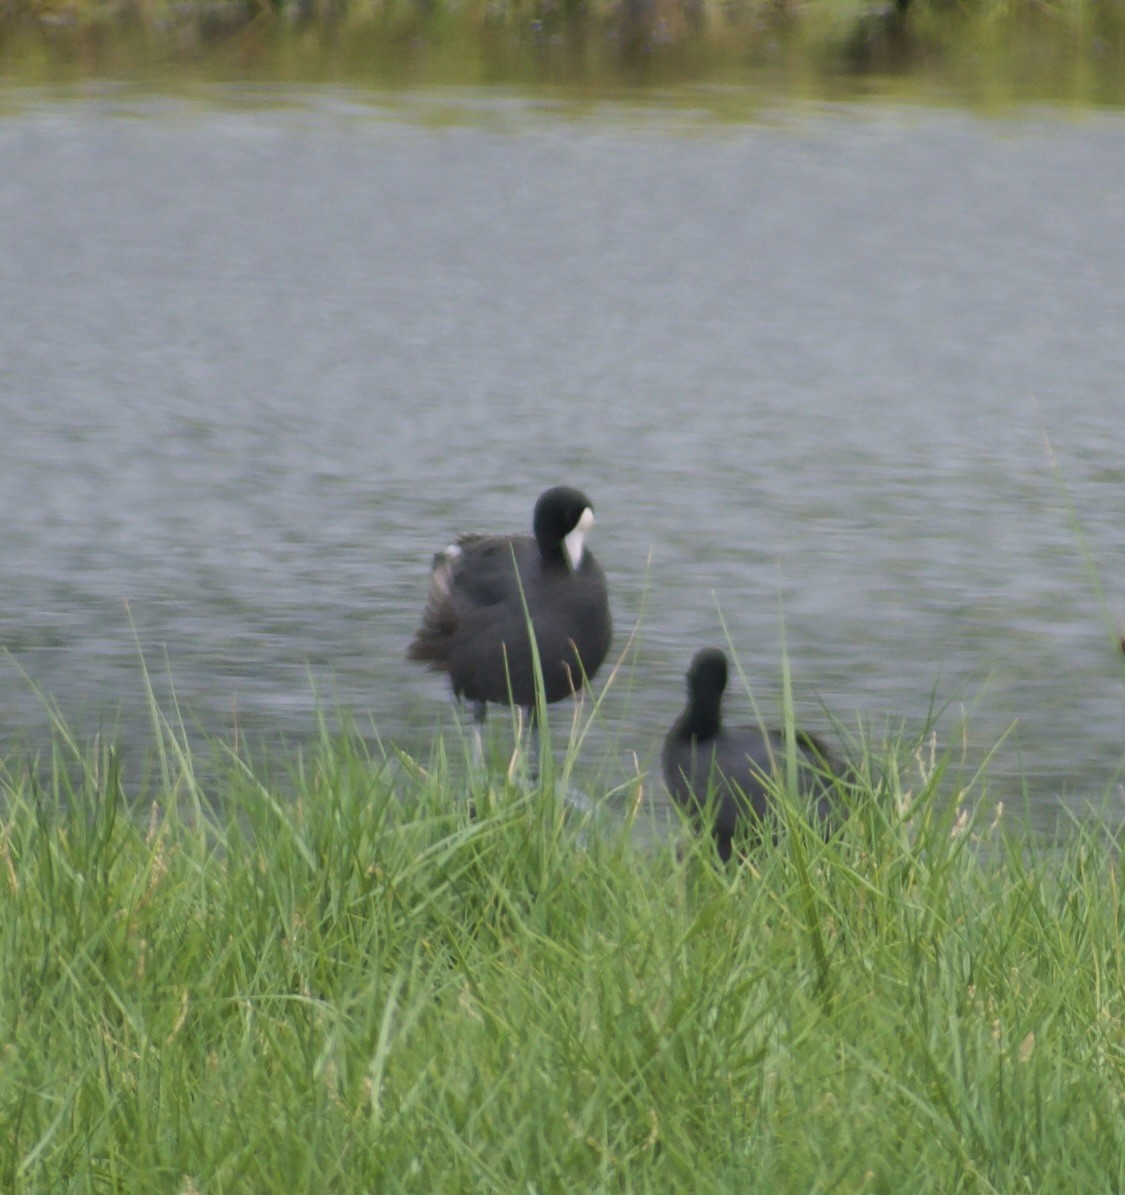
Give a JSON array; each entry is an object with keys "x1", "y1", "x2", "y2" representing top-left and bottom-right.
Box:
[
  {"x1": 663, "y1": 648, "x2": 842, "y2": 862},
  {"x1": 408, "y1": 486, "x2": 612, "y2": 769}
]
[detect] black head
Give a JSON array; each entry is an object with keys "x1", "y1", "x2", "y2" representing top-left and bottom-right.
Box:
[
  {"x1": 532, "y1": 486, "x2": 595, "y2": 568},
  {"x1": 674, "y1": 647, "x2": 729, "y2": 740},
  {"x1": 687, "y1": 648, "x2": 728, "y2": 703}
]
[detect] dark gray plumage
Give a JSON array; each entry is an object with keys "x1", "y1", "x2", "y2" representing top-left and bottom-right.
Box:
[
  {"x1": 408, "y1": 487, "x2": 612, "y2": 730},
  {"x1": 663, "y1": 648, "x2": 842, "y2": 862}
]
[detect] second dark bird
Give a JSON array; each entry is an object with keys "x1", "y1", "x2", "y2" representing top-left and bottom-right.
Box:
[{"x1": 663, "y1": 647, "x2": 844, "y2": 861}]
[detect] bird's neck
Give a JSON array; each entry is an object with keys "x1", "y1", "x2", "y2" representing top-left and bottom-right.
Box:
[
  {"x1": 538, "y1": 542, "x2": 573, "y2": 572},
  {"x1": 677, "y1": 699, "x2": 721, "y2": 742}
]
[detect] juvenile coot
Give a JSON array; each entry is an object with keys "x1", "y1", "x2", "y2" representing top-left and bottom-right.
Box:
[
  {"x1": 408, "y1": 486, "x2": 612, "y2": 766},
  {"x1": 663, "y1": 648, "x2": 842, "y2": 861}
]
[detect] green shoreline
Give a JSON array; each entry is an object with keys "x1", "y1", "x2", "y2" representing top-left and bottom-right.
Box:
[{"x1": 3, "y1": 0, "x2": 1125, "y2": 108}]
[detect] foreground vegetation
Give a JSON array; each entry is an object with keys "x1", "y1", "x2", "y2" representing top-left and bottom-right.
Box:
[{"x1": 0, "y1": 705, "x2": 1121, "y2": 1193}]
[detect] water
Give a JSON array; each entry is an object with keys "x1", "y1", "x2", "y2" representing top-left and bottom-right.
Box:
[{"x1": 2, "y1": 89, "x2": 1123, "y2": 830}]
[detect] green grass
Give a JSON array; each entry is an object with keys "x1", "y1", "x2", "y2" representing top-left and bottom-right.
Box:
[
  {"x1": 3, "y1": 0, "x2": 1125, "y2": 110},
  {"x1": 0, "y1": 699, "x2": 1122, "y2": 1192}
]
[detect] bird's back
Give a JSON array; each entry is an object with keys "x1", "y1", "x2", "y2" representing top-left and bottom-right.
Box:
[{"x1": 664, "y1": 722, "x2": 840, "y2": 855}]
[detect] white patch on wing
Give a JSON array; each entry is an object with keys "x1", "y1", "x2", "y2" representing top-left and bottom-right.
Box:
[{"x1": 563, "y1": 506, "x2": 595, "y2": 570}]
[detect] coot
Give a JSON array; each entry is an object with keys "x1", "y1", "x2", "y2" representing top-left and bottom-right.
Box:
[
  {"x1": 663, "y1": 648, "x2": 842, "y2": 861},
  {"x1": 409, "y1": 486, "x2": 612, "y2": 768}
]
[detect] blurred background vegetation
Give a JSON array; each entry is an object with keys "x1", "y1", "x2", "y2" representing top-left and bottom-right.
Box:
[{"x1": 3, "y1": 0, "x2": 1124, "y2": 104}]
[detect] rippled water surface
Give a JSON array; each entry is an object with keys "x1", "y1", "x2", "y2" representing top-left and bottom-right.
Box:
[{"x1": 2, "y1": 90, "x2": 1123, "y2": 828}]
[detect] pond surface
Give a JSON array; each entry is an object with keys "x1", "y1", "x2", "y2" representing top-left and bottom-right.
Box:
[{"x1": 2, "y1": 89, "x2": 1123, "y2": 830}]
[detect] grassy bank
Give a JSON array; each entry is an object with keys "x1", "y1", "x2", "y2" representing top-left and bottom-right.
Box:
[
  {"x1": 0, "y1": 707, "x2": 1121, "y2": 1192},
  {"x1": 3, "y1": 0, "x2": 1125, "y2": 107}
]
